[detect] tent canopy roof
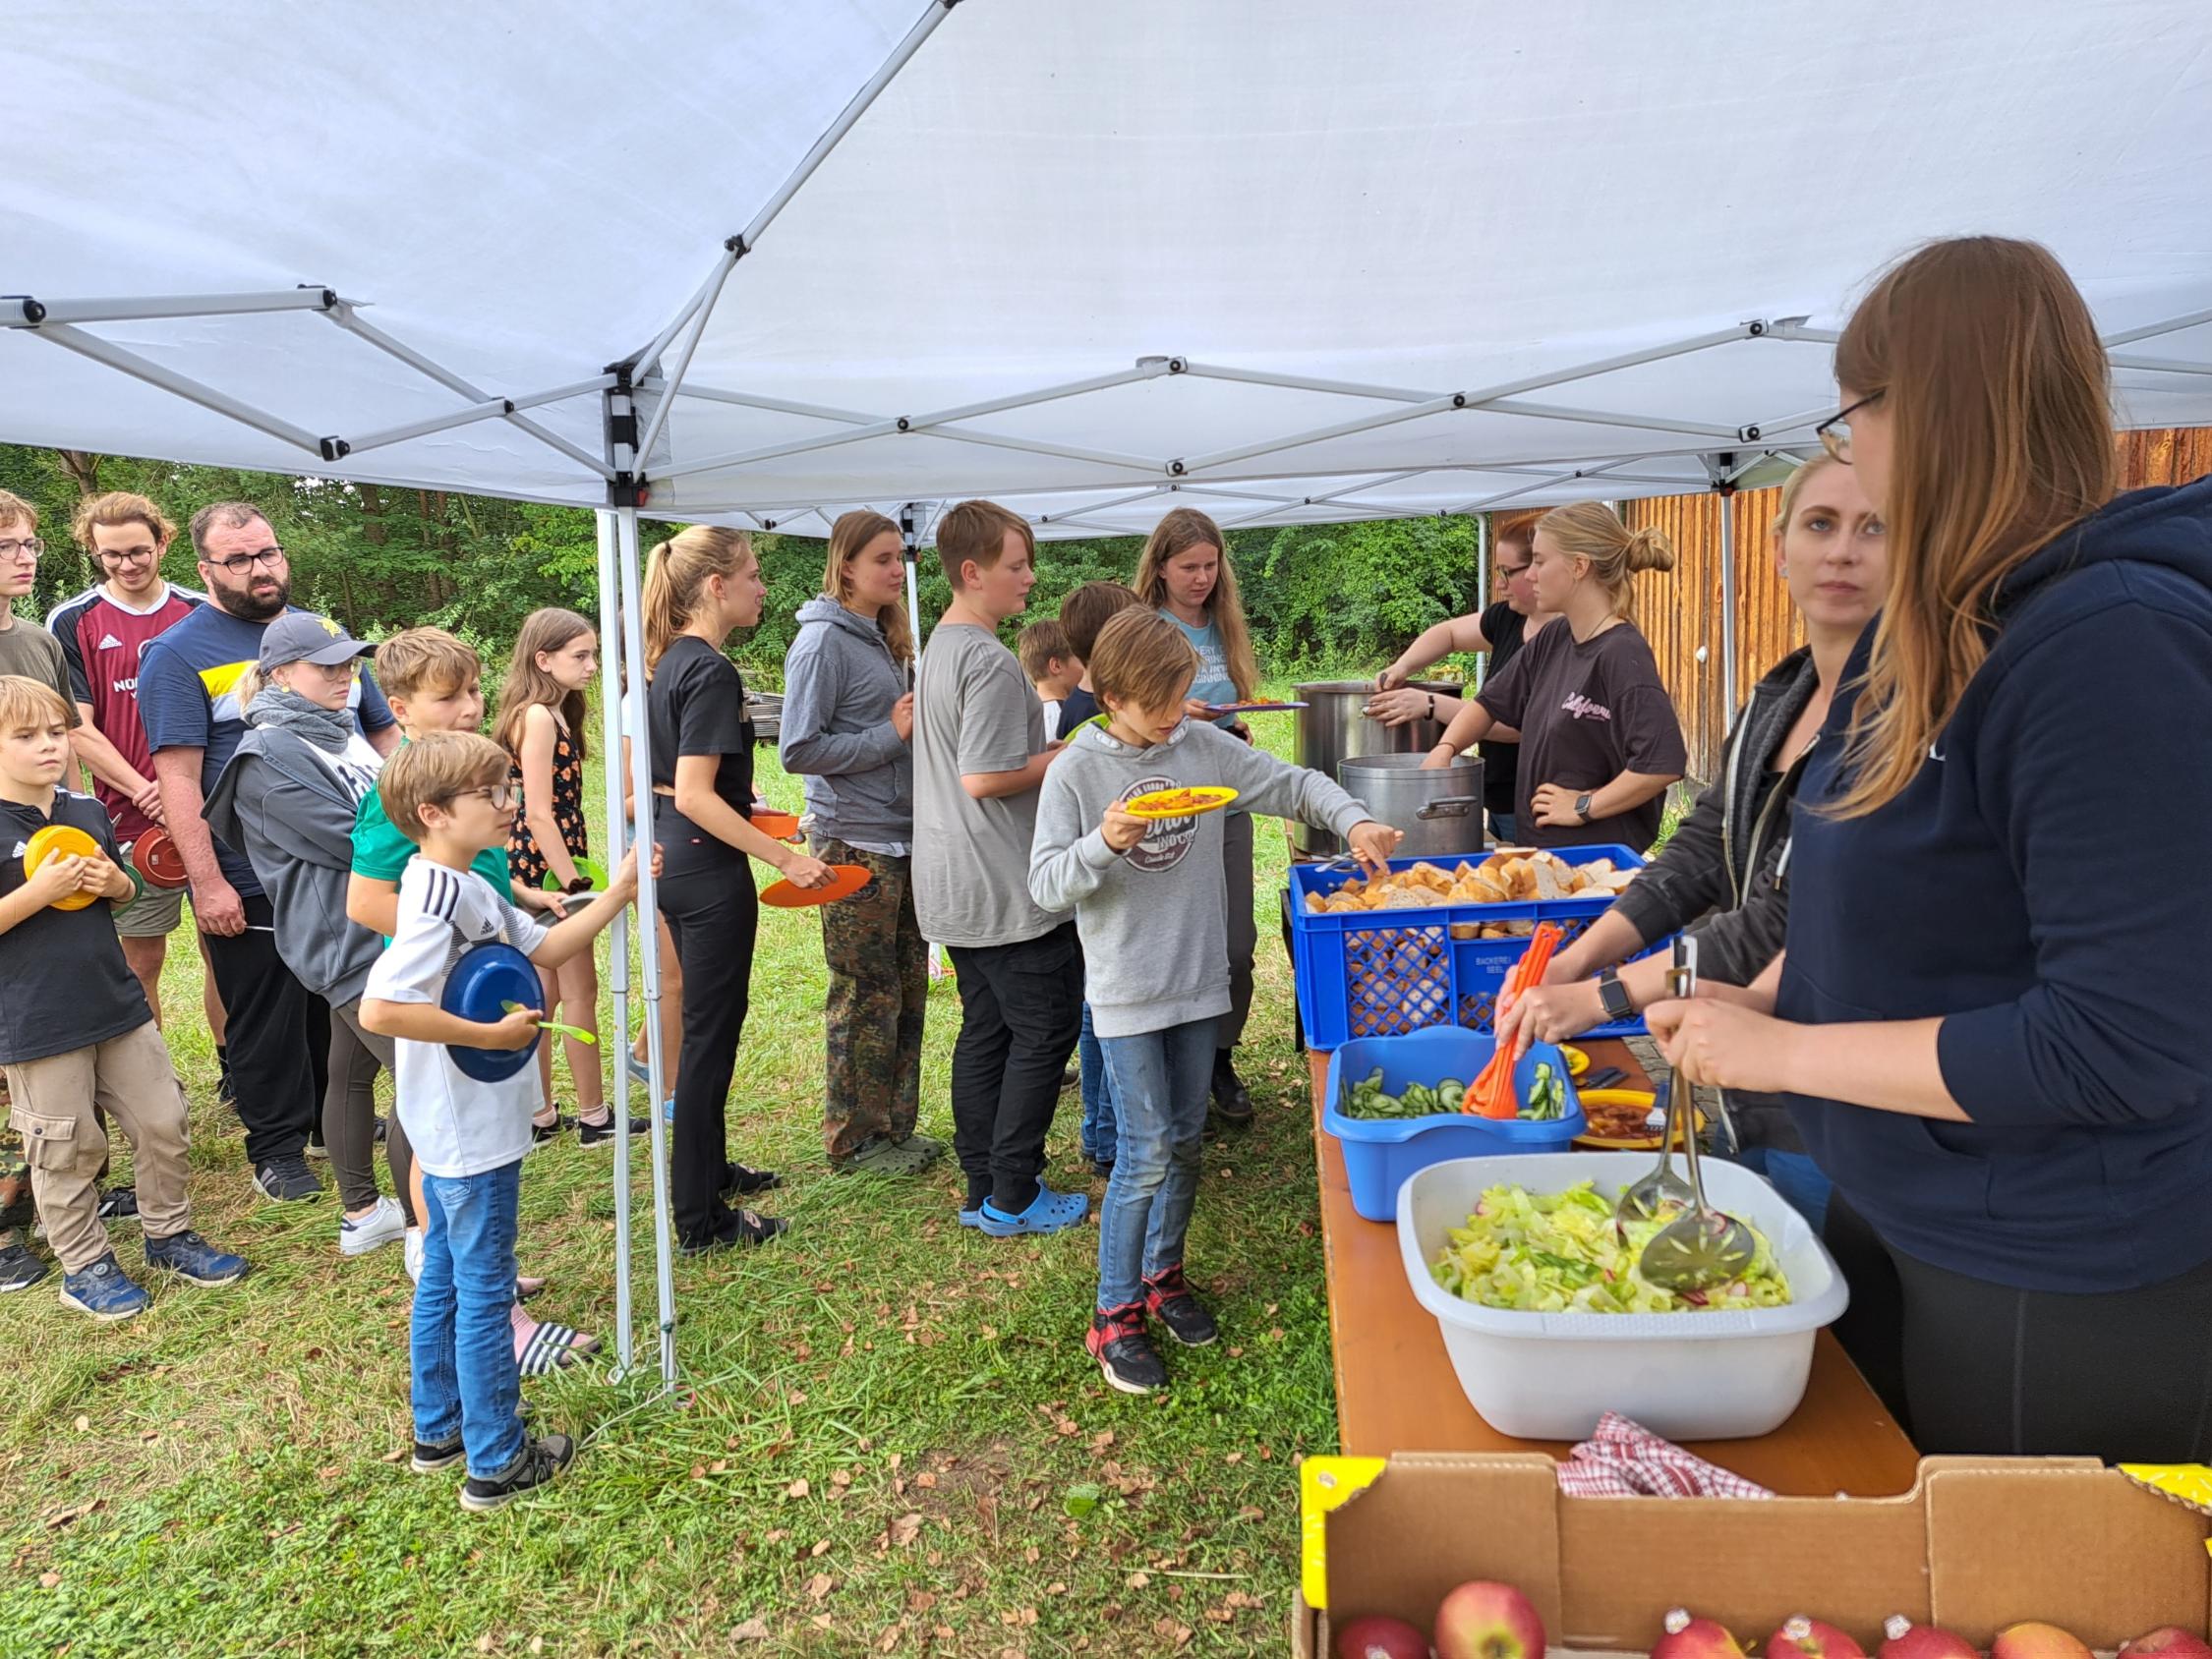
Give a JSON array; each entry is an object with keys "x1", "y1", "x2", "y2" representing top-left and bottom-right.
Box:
[{"x1": 8, "y1": 0, "x2": 2211, "y2": 539}]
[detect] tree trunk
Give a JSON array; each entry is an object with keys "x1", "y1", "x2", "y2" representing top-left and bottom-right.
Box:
[{"x1": 55, "y1": 450, "x2": 103, "y2": 496}]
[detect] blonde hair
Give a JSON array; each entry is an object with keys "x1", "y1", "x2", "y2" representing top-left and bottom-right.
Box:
[
  {"x1": 378, "y1": 730, "x2": 510, "y2": 845},
  {"x1": 823, "y1": 510, "x2": 914, "y2": 664},
  {"x1": 1534, "y1": 501, "x2": 1675, "y2": 621},
  {"x1": 374, "y1": 627, "x2": 482, "y2": 702},
  {"x1": 235, "y1": 663, "x2": 264, "y2": 714},
  {"x1": 0, "y1": 673, "x2": 71, "y2": 733},
  {"x1": 1016, "y1": 618, "x2": 1073, "y2": 681},
  {"x1": 493, "y1": 607, "x2": 594, "y2": 764},
  {"x1": 1768, "y1": 452, "x2": 1851, "y2": 544},
  {"x1": 1132, "y1": 507, "x2": 1258, "y2": 701},
  {"x1": 1830, "y1": 236, "x2": 2116, "y2": 820},
  {"x1": 642, "y1": 526, "x2": 753, "y2": 674},
  {"x1": 1088, "y1": 608, "x2": 1201, "y2": 715},
  {"x1": 935, "y1": 499, "x2": 1033, "y2": 590},
  {"x1": 0, "y1": 489, "x2": 37, "y2": 533},
  {"x1": 72, "y1": 490, "x2": 173, "y2": 553}
]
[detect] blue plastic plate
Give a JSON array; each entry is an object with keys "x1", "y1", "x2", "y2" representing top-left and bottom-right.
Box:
[{"x1": 439, "y1": 941, "x2": 543, "y2": 1082}]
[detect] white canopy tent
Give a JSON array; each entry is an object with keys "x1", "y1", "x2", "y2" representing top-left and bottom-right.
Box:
[{"x1": 8, "y1": 0, "x2": 2212, "y2": 1383}]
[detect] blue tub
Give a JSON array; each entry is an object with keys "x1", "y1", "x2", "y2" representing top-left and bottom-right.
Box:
[{"x1": 1321, "y1": 1027, "x2": 1585, "y2": 1222}]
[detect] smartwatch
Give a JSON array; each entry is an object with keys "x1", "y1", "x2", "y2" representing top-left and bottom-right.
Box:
[
  {"x1": 1597, "y1": 966, "x2": 1636, "y2": 1024},
  {"x1": 1573, "y1": 792, "x2": 1595, "y2": 824}
]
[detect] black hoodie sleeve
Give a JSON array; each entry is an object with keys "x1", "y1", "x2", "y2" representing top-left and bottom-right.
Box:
[{"x1": 1612, "y1": 771, "x2": 1729, "y2": 947}]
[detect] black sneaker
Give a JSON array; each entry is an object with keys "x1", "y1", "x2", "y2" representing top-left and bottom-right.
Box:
[
  {"x1": 1142, "y1": 1263, "x2": 1219, "y2": 1347},
  {"x1": 1060, "y1": 1066, "x2": 1079, "y2": 1091},
  {"x1": 679, "y1": 1207, "x2": 787, "y2": 1256},
  {"x1": 720, "y1": 1160, "x2": 784, "y2": 1196},
  {"x1": 0, "y1": 1238, "x2": 49, "y2": 1292},
  {"x1": 576, "y1": 1114, "x2": 651, "y2": 1147},
  {"x1": 305, "y1": 1131, "x2": 329, "y2": 1162},
  {"x1": 459, "y1": 1432, "x2": 575, "y2": 1513},
  {"x1": 1089, "y1": 1158, "x2": 1116, "y2": 1181},
  {"x1": 529, "y1": 1115, "x2": 566, "y2": 1149},
  {"x1": 215, "y1": 1046, "x2": 236, "y2": 1107},
  {"x1": 96, "y1": 1186, "x2": 140, "y2": 1226},
  {"x1": 253, "y1": 1155, "x2": 323, "y2": 1204},
  {"x1": 1209, "y1": 1050, "x2": 1253, "y2": 1130},
  {"x1": 374, "y1": 1116, "x2": 388, "y2": 1145},
  {"x1": 1087, "y1": 1303, "x2": 1167, "y2": 1395},
  {"x1": 411, "y1": 1434, "x2": 465, "y2": 1474}
]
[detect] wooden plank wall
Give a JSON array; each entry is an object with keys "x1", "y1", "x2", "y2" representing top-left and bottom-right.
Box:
[{"x1": 1622, "y1": 429, "x2": 2212, "y2": 781}]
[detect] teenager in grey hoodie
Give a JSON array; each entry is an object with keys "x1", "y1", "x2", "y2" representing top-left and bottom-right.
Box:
[
  {"x1": 203, "y1": 617, "x2": 409, "y2": 1257},
  {"x1": 779, "y1": 513, "x2": 943, "y2": 1177},
  {"x1": 1030, "y1": 609, "x2": 1401, "y2": 1394}
]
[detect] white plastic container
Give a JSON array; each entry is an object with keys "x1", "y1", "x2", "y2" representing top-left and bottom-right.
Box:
[{"x1": 1397, "y1": 1152, "x2": 1850, "y2": 1441}]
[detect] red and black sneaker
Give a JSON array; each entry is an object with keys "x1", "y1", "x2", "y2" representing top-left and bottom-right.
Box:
[
  {"x1": 1087, "y1": 1302, "x2": 1168, "y2": 1395},
  {"x1": 1141, "y1": 1264, "x2": 1218, "y2": 1348}
]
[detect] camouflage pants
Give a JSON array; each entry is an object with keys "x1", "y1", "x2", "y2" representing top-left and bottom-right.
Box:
[{"x1": 814, "y1": 836, "x2": 928, "y2": 1160}]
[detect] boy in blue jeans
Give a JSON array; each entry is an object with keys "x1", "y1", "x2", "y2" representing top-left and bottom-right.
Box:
[
  {"x1": 361, "y1": 732, "x2": 647, "y2": 1511},
  {"x1": 1029, "y1": 612, "x2": 1399, "y2": 1393}
]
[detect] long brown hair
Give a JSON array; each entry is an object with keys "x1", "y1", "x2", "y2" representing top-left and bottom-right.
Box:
[
  {"x1": 1534, "y1": 501, "x2": 1675, "y2": 622},
  {"x1": 494, "y1": 606, "x2": 595, "y2": 762},
  {"x1": 642, "y1": 525, "x2": 753, "y2": 674},
  {"x1": 1132, "y1": 507, "x2": 1258, "y2": 700},
  {"x1": 823, "y1": 510, "x2": 914, "y2": 664},
  {"x1": 1831, "y1": 237, "x2": 2117, "y2": 819}
]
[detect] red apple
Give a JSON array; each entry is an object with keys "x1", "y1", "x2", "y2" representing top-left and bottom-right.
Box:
[
  {"x1": 1769, "y1": 1618, "x2": 1868, "y2": 1659},
  {"x1": 1337, "y1": 1614, "x2": 1431, "y2": 1659},
  {"x1": 2121, "y1": 1631, "x2": 2212, "y2": 1659},
  {"x1": 1991, "y1": 1625, "x2": 2092, "y2": 1659},
  {"x1": 1434, "y1": 1580, "x2": 1545, "y2": 1659},
  {"x1": 1653, "y1": 1610, "x2": 1749, "y2": 1659},
  {"x1": 1882, "y1": 1617, "x2": 1981, "y2": 1659}
]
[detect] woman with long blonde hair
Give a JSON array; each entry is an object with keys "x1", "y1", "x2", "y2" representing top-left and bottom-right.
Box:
[
  {"x1": 643, "y1": 526, "x2": 833, "y2": 1252},
  {"x1": 1646, "y1": 236, "x2": 2212, "y2": 1461},
  {"x1": 1132, "y1": 508, "x2": 1263, "y2": 1126},
  {"x1": 779, "y1": 511, "x2": 938, "y2": 1175},
  {"x1": 1422, "y1": 501, "x2": 1687, "y2": 852}
]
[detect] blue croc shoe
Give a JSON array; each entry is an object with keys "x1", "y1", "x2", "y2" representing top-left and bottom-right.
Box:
[
  {"x1": 146, "y1": 1230, "x2": 249, "y2": 1287},
  {"x1": 60, "y1": 1252, "x2": 150, "y2": 1321},
  {"x1": 976, "y1": 1184, "x2": 1088, "y2": 1238}
]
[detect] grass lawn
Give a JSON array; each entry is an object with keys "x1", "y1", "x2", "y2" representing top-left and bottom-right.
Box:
[{"x1": 1, "y1": 704, "x2": 1338, "y2": 1657}]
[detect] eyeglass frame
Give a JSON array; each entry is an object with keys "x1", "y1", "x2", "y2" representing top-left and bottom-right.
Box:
[
  {"x1": 0, "y1": 536, "x2": 45, "y2": 562},
  {"x1": 204, "y1": 545, "x2": 288, "y2": 576},
  {"x1": 1816, "y1": 392, "x2": 1884, "y2": 463},
  {"x1": 441, "y1": 783, "x2": 517, "y2": 813}
]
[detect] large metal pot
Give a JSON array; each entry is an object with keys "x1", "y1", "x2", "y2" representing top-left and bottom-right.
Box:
[
  {"x1": 1292, "y1": 679, "x2": 1457, "y2": 855},
  {"x1": 1335, "y1": 753, "x2": 1487, "y2": 861}
]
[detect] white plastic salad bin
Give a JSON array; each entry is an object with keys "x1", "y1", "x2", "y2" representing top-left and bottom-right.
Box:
[{"x1": 1396, "y1": 1152, "x2": 1851, "y2": 1441}]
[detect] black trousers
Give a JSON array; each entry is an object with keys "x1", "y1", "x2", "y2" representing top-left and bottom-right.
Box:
[
  {"x1": 1824, "y1": 1190, "x2": 2212, "y2": 1461},
  {"x1": 201, "y1": 891, "x2": 327, "y2": 1167},
  {"x1": 947, "y1": 921, "x2": 1081, "y2": 1214},
  {"x1": 655, "y1": 811, "x2": 760, "y2": 1246}
]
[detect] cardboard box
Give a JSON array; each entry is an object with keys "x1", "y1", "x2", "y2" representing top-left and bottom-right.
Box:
[{"x1": 1293, "y1": 1455, "x2": 2210, "y2": 1658}]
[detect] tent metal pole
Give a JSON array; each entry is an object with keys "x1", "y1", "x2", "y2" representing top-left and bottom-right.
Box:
[
  {"x1": 2103, "y1": 306, "x2": 2212, "y2": 349},
  {"x1": 592, "y1": 506, "x2": 636, "y2": 1376},
  {"x1": 1450, "y1": 457, "x2": 1641, "y2": 515},
  {"x1": 29, "y1": 322, "x2": 325, "y2": 453},
  {"x1": 669, "y1": 381, "x2": 1165, "y2": 472},
  {"x1": 1034, "y1": 485, "x2": 1175, "y2": 524},
  {"x1": 339, "y1": 397, "x2": 512, "y2": 455},
  {"x1": 2107, "y1": 352, "x2": 2212, "y2": 376},
  {"x1": 1717, "y1": 468, "x2": 1740, "y2": 721},
  {"x1": 629, "y1": 249, "x2": 740, "y2": 382},
  {"x1": 1475, "y1": 512, "x2": 1491, "y2": 695},
  {"x1": 2, "y1": 288, "x2": 337, "y2": 327},
  {"x1": 1485, "y1": 397, "x2": 1743, "y2": 440},
  {"x1": 1765, "y1": 321, "x2": 1841, "y2": 345},
  {"x1": 632, "y1": 260, "x2": 736, "y2": 465}
]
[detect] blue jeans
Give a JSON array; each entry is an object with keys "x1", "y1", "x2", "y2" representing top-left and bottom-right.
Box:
[
  {"x1": 413, "y1": 1160, "x2": 526, "y2": 1478},
  {"x1": 1094, "y1": 1016, "x2": 1217, "y2": 1310},
  {"x1": 1078, "y1": 1002, "x2": 1118, "y2": 1165},
  {"x1": 1489, "y1": 811, "x2": 1518, "y2": 844},
  {"x1": 1730, "y1": 1145, "x2": 1833, "y2": 1237}
]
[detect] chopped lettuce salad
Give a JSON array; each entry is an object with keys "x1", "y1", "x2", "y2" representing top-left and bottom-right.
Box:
[{"x1": 1430, "y1": 1180, "x2": 1793, "y2": 1314}]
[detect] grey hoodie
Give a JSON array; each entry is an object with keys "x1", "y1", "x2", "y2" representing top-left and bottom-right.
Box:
[
  {"x1": 779, "y1": 595, "x2": 913, "y2": 847},
  {"x1": 1030, "y1": 718, "x2": 1370, "y2": 1038},
  {"x1": 203, "y1": 723, "x2": 384, "y2": 1005}
]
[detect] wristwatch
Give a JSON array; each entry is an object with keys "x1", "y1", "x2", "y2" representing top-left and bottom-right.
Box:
[
  {"x1": 1573, "y1": 792, "x2": 1595, "y2": 824},
  {"x1": 1597, "y1": 966, "x2": 1636, "y2": 1024},
  {"x1": 1426, "y1": 694, "x2": 1437, "y2": 721}
]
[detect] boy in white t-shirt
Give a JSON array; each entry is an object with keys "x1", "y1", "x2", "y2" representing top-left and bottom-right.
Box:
[{"x1": 361, "y1": 732, "x2": 648, "y2": 1513}]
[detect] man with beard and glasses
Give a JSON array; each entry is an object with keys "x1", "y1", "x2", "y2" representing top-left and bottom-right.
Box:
[{"x1": 139, "y1": 502, "x2": 398, "y2": 1204}]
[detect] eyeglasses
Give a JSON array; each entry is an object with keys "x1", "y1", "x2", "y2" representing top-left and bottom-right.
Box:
[
  {"x1": 98, "y1": 545, "x2": 161, "y2": 566},
  {"x1": 209, "y1": 546, "x2": 286, "y2": 576},
  {"x1": 0, "y1": 537, "x2": 44, "y2": 562},
  {"x1": 447, "y1": 784, "x2": 516, "y2": 811},
  {"x1": 1816, "y1": 393, "x2": 1883, "y2": 463},
  {"x1": 1495, "y1": 562, "x2": 1531, "y2": 580}
]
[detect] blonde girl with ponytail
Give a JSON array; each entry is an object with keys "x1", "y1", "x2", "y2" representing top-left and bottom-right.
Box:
[
  {"x1": 1422, "y1": 501, "x2": 1687, "y2": 852},
  {"x1": 641, "y1": 526, "x2": 831, "y2": 1252}
]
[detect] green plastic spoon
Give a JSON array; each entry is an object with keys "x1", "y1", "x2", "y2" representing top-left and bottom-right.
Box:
[{"x1": 501, "y1": 1001, "x2": 598, "y2": 1045}]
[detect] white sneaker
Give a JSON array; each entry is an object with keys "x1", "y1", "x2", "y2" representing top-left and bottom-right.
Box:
[
  {"x1": 403, "y1": 1226, "x2": 424, "y2": 1283},
  {"x1": 338, "y1": 1196, "x2": 406, "y2": 1258}
]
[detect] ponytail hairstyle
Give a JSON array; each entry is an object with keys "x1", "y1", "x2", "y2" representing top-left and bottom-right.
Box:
[
  {"x1": 823, "y1": 509, "x2": 914, "y2": 664},
  {"x1": 493, "y1": 606, "x2": 595, "y2": 763},
  {"x1": 1131, "y1": 506, "x2": 1258, "y2": 700},
  {"x1": 642, "y1": 525, "x2": 754, "y2": 675},
  {"x1": 1533, "y1": 501, "x2": 1675, "y2": 621},
  {"x1": 1830, "y1": 236, "x2": 2116, "y2": 820}
]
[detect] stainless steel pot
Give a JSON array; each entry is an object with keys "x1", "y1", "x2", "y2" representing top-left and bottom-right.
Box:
[
  {"x1": 1335, "y1": 753, "x2": 1487, "y2": 861},
  {"x1": 1291, "y1": 679, "x2": 1458, "y2": 855}
]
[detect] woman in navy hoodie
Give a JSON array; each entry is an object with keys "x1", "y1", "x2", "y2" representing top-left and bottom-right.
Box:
[{"x1": 1648, "y1": 236, "x2": 2212, "y2": 1462}]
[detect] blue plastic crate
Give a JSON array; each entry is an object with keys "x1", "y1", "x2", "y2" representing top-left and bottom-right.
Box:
[
  {"x1": 1287, "y1": 845, "x2": 1663, "y2": 1051},
  {"x1": 1322, "y1": 1027, "x2": 1586, "y2": 1221}
]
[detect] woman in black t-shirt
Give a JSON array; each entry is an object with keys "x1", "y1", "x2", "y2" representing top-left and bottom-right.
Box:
[
  {"x1": 1421, "y1": 502, "x2": 1686, "y2": 852},
  {"x1": 644, "y1": 527, "x2": 833, "y2": 1252}
]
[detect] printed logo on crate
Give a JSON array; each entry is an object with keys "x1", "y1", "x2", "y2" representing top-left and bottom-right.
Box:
[{"x1": 1119, "y1": 774, "x2": 1200, "y2": 874}]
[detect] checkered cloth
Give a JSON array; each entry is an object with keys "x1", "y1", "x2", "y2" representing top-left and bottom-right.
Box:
[{"x1": 1554, "y1": 1412, "x2": 1775, "y2": 1500}]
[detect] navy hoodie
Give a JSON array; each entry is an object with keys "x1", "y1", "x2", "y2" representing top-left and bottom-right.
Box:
[{"x1": 1780, "y1": 475, "x2": 2212, "y2": 1293}]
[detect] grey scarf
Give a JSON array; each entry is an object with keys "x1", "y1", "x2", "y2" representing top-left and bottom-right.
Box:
[{"x1": 246, "y1": 683, "x2": 356, "y2": 753}]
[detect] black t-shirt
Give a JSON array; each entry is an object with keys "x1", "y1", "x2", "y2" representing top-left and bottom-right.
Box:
[
  {"x1": 1476, "y1": 601, "x2": 1529, "y2": 816},
  {"x1": 1059, "y1": 685, "x2": 1100, "y2": 731},
  {"x1": 1477, "y1": 617, "x2": 1688, "y2": 851},
  {"x1": 649, "y1": 636, "x2": 754, "y2": 827},
  {"x1": 0, "y1": 790, "x2": 150, "y2": 1064}
]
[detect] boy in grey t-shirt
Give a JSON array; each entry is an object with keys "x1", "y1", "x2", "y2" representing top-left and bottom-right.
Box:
[{"x1": 911, "y1": 502, "x2": 1086, "y2": 1240}]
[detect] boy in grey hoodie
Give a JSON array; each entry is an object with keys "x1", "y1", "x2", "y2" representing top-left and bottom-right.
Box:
[{"x1": 1030, "y1": 609, "x2": 1400, "y2": 1394}]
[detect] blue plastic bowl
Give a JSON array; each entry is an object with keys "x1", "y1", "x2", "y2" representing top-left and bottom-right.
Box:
[
  {"x1": 1321, "y1": 1027, "x2": 1586, "y2": 1222},
  {"x1": 439, "y1": 941, "x2": 544, "y2": 1083}
]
